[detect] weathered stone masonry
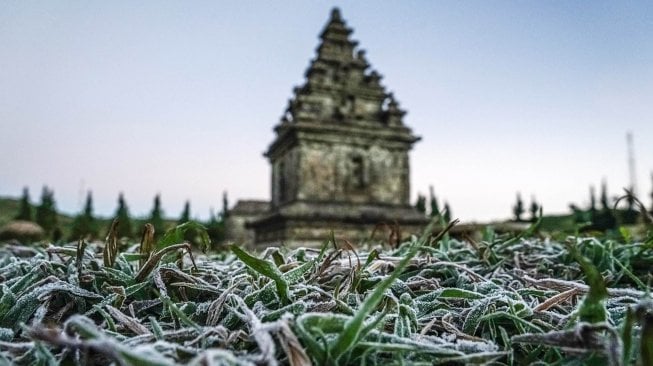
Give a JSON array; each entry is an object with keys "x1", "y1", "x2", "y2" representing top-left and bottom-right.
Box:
[{"x1": 227, "y1": 8, "x2": 427, "y2": 247}]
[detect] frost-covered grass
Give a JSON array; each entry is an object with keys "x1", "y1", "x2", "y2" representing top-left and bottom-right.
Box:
[{"x1": 0, "y1": 220, "x2": 652, "y2": 365}]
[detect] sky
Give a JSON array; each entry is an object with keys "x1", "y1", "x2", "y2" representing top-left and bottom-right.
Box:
[{"x1": 1, "y1": 1, "x2": 652, "y2": 222}]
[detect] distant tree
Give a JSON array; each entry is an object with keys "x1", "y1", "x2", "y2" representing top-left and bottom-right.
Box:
[
  {"x1": 15, "y1": 187, "x2": 33, "y2": 221},
  {"x1": 206, "y1": 208, "x2": 225, "y2": 246},
  {"x1": 179, "y1": 201, "x2": 191, "y2": 224},
  {"x1": 600, "y1": 180, "x2": 610, "y2": 210},
  {"x1": 35, "y1": 186, "x2": 58, "y2": 238},
  {"x1": 512, "y1": 193, "x2": 524, "y2": 222},
  {"x1": 148, "y1": 194, "x2": 166, "y2": 239},
  {"x1": 623, "y1": 187, "x2": 638, "y2": 224},
  {"x1": 569, "y1": 204, "x2": 584, "y2": 223},
  {"x1": 69, "y1": 191, "x2": 99, "y2": 241},
  {"x1": 428, "y1": 186, "x2": 440, "y2": 217},
  {"x1": 443, "y1": 202, "x2": 451, "y2": 222},
  {"x1": 589, "y1": 185, "x2": 596, "y2": 212},
  {"x1": 415, "y1": 194, "x2": 426, "y2": 215},
  {"x1": 177, "y1": 200, "x2": 200, "y2": 244},
  {"x1": 206, "y1": 192, "x2": 229, "y2": 247},
  {"x1": 222, "y1": 191, "x2": 229, "y2": 219},
  {"x1": 589, "y1": 180, "x2": 618, "y2": 230},
  {"x1": 529, "y1": 197, "x2": 540, "y2": 222},
  {"x1": 650, "y1": 172, "x2": 653, "y2": 214},
  {"x1": 112, "y1": 193, "x2": 133, "y2": 238}
]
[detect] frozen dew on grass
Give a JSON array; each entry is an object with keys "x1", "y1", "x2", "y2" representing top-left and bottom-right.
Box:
[{"x1": 0, "y1": 220, "x2": 651, "y2": 364}]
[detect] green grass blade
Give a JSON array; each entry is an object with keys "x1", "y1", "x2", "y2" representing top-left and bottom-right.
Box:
[
  {"x1": 567, "y1": 243, "x2": 608, "y2": 324},
  {"x1": 231, "y1": 245, "x2": 290, "y2": 304},
  {"x1": 158, "y1": 221, "x2": 210, "y2": 252},
  {"x1": 330, "y1": 219, "x2": 458, "y2": 362}
]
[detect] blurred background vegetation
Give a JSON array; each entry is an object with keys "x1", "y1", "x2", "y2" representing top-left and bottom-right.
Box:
[
  {"x1": 1, "y1": 178, "x2": 651, "y2": 245},
  {"x1": 0, "y1": 187, "x2": 228, "y2": 245}
]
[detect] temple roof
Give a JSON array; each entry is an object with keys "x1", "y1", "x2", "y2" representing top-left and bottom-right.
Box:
[
  {"x1": 277, "y1": 7, "x2": 409, "y2": 130},
  {"x1": 230, "y1": 200, "x2": 270, "y2": 216}
]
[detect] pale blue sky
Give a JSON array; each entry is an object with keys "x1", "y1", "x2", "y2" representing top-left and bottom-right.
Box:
[{"x1": 1, "y1": 1, "x2": 652, "y2": 222}]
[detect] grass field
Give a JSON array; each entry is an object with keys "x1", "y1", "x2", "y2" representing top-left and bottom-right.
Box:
[{"x1": 0, "y1": 218, "x2": 651, "y2": 365}]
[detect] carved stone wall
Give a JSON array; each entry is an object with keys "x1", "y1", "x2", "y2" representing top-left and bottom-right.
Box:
[
  {"x1": 296, "y1": 142, "x2": 409, "y2": 205},
  {"x1": 271, "y1": 148, "x2": 301, "y2": 206}
]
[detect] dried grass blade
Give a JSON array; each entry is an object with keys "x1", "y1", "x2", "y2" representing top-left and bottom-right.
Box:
[
  {"x1": 104, "y1": 305, "x2": 151, "y2": 335},
  {"x1": 534, "y1": 288, "x2": 579, "y2": 312},
  {"x1": 277, "y1": 318, "x2": 312, "y2": 366},
  {"x1": 103, "y1": 219, "x2": 119, "y2": 268},
  {"x1": 139, "y1": 223, "x2": 155, "y2": 268},
  {"x1": 135, "y1": 243, "x2": 197, "y2": 282},
  {"x1": 76, "y1": 238, "x2": 86, "y2": 280}
]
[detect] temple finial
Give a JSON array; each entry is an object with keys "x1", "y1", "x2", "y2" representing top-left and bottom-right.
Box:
[{"x1": 330, "y1": 7, "x2": 342, "y2": 21}]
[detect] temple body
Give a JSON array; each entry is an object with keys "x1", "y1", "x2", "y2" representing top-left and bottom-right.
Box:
[{"x1": 228, "y1": 8, "x2": 427, "y2": 247}]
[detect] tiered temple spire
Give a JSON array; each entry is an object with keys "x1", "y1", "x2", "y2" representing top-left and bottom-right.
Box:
[
  {"x1": 281, "y1": 7, "x2": 405, "y2": 127},
  {"x1": 248, "y1": 8, "x2": 425, "y2": 247}
]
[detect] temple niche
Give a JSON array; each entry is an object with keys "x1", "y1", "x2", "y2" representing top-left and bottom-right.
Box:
[{"x1": 227, "y1": 8, "x2": 427, "y2": 247}]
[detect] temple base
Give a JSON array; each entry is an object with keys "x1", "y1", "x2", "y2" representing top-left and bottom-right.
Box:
[{"x1": 248, "y1": 201, "x2": 429, "y2": 248}]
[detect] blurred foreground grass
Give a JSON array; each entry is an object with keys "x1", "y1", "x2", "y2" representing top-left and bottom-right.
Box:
[{"x1": 0, "y1": 219, "x2": 652, "y2": 365}]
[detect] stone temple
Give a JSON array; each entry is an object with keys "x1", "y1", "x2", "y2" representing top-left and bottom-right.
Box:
[{"x1": 226, "y1": 8, "x2": 427, "y2": 247}]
